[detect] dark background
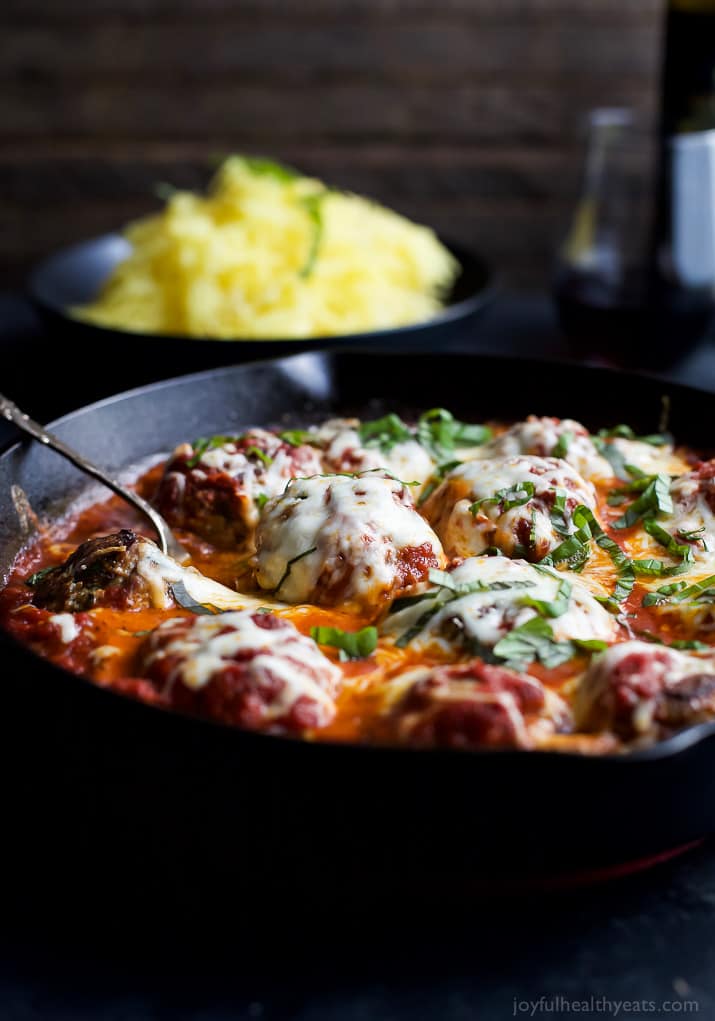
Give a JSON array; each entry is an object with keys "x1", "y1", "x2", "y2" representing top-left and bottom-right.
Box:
[{"x1": 1, "y1": 0, "x2": 663, "y2": 289}]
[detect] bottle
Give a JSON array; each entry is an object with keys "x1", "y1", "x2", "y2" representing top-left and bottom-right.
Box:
[{"x1": 554, "y1": 2, "x2": 715, "y2": 367}]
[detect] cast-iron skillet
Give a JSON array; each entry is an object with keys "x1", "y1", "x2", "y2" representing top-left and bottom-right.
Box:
[{"x1": 2, "y1": 352, "x2": 715, "y2": 920}]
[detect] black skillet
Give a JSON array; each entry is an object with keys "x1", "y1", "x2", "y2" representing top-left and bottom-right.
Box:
[{"x1": 2, "y1": 352, "x2": 715, "y2": 921}]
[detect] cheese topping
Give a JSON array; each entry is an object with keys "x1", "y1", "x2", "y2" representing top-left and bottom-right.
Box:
[
  {"x1": 381, "y1": 555, "x2": 617, "y2": 654},
  {"x1": 423, "y1": 455, "x2": 597, "y2": 560},
  {"x1": 473, "y1": 417, "x2": 610, "y2": 482},
  {"x1": 313, "y1": 418, "x2": 435, "y2": 487},
  {"x1": 143, "y1": 611, "x2": 340, "y2": 716},
  {"x1": 255, "y1": 473, "x2": 444, "y2": 609},
  {"x1": 49, "y1": 612, "x2": 80, "y2": 644}
]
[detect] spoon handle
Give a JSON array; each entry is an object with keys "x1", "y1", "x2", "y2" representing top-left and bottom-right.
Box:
[{"x1": 0, "y1": 394, "x2": 183, "y2": 560}]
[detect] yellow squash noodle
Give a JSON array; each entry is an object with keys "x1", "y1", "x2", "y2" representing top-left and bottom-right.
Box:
[{"x1": 74, "y1": 156, "x2": 461, "y2": 340}]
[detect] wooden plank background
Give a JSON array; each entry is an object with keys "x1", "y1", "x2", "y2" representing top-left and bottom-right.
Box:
[{"x1": 0, "y1": 0, "x2": 664, "y2": 287}]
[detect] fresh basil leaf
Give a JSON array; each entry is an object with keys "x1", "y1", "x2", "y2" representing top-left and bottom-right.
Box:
[
  {"x1": 550, "y1": 489, "x2": 571, "y2": 537},
  {"x1": 274, "y1": 546, "x2": 317, "y2": 594},
  {"x1": 470, "y1": 481, "x2": 535, "y2": 516},
  {"x1": 519, "y1": 577, "x2": 572, "y2": 619},
  {"x1": 552, "y1": 431, "x2": 574, "y2": 459},
  {"x1": 492, "y1": 617, "x2": 574, "y2": 671},
  {"x1": 597, "y1": 424, "x2": 671, "y2": 447},
  {"x1": 358, "y1": 413, "x2": 413, "y2": 452},
  {"x1": 572, "y1": 638, "x2": 609, "y2": 653},
  {"x1": 298, "y1": 193, "x2": 325, "y2": 278},
  {"x1": 186, "y1": 434, "x2": 245, "y2": 469},
  {"x1": 171, "y1": 580, "x2": 223, "y2": 615},
  {"x1": 677, "y1": 526, "x2": 708, "y2": 546},
  {"x1": 592, "y1": 436, "x2": 631, "y2": 482},
  {"x1": 416, "y1": 408, "x2": 491, "y2": 459},
  {"x1": 642, "y1": 575, "x2": 715, "y2": 607},
  {"x1": 310, "y1": 625, "x2": 378, "y2": 659},
  {"x1": 244, "y1": 445, "x2": 273, "y2": 466},
  {"x1": 611, "y1": 473, "x2": 673, "y2": 529},
  {"x1": 670, "y1": 639, "x2": 710, "y2": 651},
  {"x1": 279, "y1": 429, "x2": 316, "y2": 447},
  {"x1": 388, "y1": 591, "x2": 440, "y2": 615},
  {"x1": 256, "y1": 493, "x2": 269, "y2": 510}
]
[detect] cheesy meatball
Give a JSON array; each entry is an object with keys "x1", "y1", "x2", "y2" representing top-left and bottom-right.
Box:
[
  {"x1": 574, "y1": 640, "x2": 715, "y2": 744},
  {"x1": 475, "y1": 416, "x2": 610, "y2": 481},
  {"x1": 421, "y1": 455, "x2": 597, "y2": 562},
  {"x1": 388, "y1": 659, "x2": 570, "y2": 750},
  {"x1": 138, "y1": 610, "x2": 341, "y2": 732},
  {"x1": 29, "y1": 530, "x2": 258, "y2": 613},
  {"x1": 312, "y1": 417, "x2": 435, "y2": 487},
  {"x1": 155, "y1": 429, "x2": 323, "y2": 549},
  {"x1": 381, "y1": 555, "x2": 618, "y2": 657},
  {"x1": 255, "y1": 472, "x2": 445, "y2": 613}
]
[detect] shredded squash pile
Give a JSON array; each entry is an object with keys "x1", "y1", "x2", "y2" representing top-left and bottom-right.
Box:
[{"x1": 74, "y1": 156, "x2": 460, "y2": 340}]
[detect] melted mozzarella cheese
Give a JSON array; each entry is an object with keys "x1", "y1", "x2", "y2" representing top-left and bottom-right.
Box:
[
  {"x1": 423, "y1": 455, "x2": 597, "y2": 560},
  {"x1": 135, "y1": 539, "x2": 282, "y2": 612},
  {"x1": 314, "y1": 418, "x2": 435, "y2": 487},
  {"x1": 193, "y1": 430, "x2": 323, "y2": 528},
  {"x1": 49, "y1": 612, "x2": 80, "y2": 643},
  {"x1": 255, "y1": 473, "x2": 444, "y2": 608},
  {"x1": 472, "y1": 417, "x2": 610, "y2": 481},
  {"x1": 381, "y1": 555, "x2": 617, "y2": 655},
  {"x1": 609, "y1": 438, "x2": 688, "y2": 478},
  {"x1": 144, "y1": 611, "x2": 340, "y2": 716},
  {"x1": 574, "y1": 640, "x2": 715, "y2": 734}
]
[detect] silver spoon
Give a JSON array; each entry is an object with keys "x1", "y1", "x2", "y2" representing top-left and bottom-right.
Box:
[{"x1": 0, "y1": 394, "x2": 188, "y2": 563}]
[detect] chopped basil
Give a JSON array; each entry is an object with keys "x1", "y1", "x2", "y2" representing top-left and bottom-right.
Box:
[
  {"x1": 25, "y1": 565, "x2": 58, "y2": 588},
  {"x1": 549, "y1": 489, "x2": 571, "y2": 537},
  {"x1": 171, "y1": 580, "x2": 222, "y2": 615},
  {"x1": 358, "y1": 413, "x2": 413, "y2": 452},
  {"x1": 630, "y1": 519, "x2": 695, "y2": 578},
  {"x1": 274, "y1": 546, "x2": 317, "y2": 594},
  {"x1": 310, "y1": 624, "x2": 378, "y2": 660},
  {"x1": 677, "y1": 526, "x2": 708, "y2": 547},
  {"x1": 427, "y1": 566, "x2": 534, "y2": 598},
  {"x1": 635, "y1": 629, "x2": 709, "y2": 651},
  {"x1": 611, "y1": 473, "x2": 673, "y2": 529},
  {"x1": 552, "y1": 431, "x2": 574, "y2": 459},
  {"x1": 279, "y1": 429, "x2": 316, "y2": 447},
  {"x1": 519, "y1": 577, "x2": 572, "y2": 618},
  {"x1": 298, "y1": 193, "x2": 325, "y2": 278},
  {"x1": 244, "y1": 446, "x2": 273, "y2": 466},
  {"x1": 642, "y1": 574, "x2": 715, "y2": 608},
  {"x1": 592, "y1": 436, "x2": 631, "y2": 482},
  {"x1": 470, "y1": 481, "x2": 535, "y2": 516},
  {"x1": 388, "y1": 590, "x2": 440, "y2": 615},
  {"x1": 186, "y1": 434, "x2": 241, "y2": 468},
  {"x1": 492, "y1": 617, "x2": 575, "y2": 671},
  {"x1": 597, "y1": 424, "x2": 672, "y2": 447},
  {"x1": 543, "y1": 505, "x2": 634, "y2": 606},
  {"x1": 255, "y1": 493, "x2": 269, "y2": 510},
  {"x1": 416, "y1": 408, "x2": 491, "y2": 460}
]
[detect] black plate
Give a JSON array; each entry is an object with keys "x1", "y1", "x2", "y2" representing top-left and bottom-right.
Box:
[
  {"x1": 2, "y1": 352, "x2": 715, "y2": 919},
  {"x1": 27, "y1": 233, "x2": 495, "y2": 380}
]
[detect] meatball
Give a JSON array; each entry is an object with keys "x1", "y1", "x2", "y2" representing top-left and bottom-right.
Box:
[
  {"x1": 474, "y1": 416, "x2": 610, "y2": 481},
  {"x1": 155, "y1": 428, "x2": 323, "y2": 549},
  {"x1": 312, "y1": 418, "x2": 435, "y2": 487},
  {"x1": 29, "y1": 530, "x2": 256, "y2": 613},
  {"x1": 574, "y1": 640, "x2": 715, "y2": 743},
  {"x1": 255, "y1": 472, "x2": 445, "y2": 613},
  {"x1": 137, "y1": 610, "x2": 341, "y2": 732},
  {"x1": 421, "y1": 455, "x2": 598, "y2": 562},
  {"x1": 390, "y1": 660, "x2": 570, "y2": 750},
  {"x1": 381, "y1": 555, "x2": 617, "y2": 657},
  {"x1": 666, "y1": 460, "x2": 715, "y2": 556}
]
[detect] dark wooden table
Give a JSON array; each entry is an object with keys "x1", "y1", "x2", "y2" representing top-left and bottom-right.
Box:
[{"x1": 2, "y1": 289, "x2": 715, "y2": 1020}]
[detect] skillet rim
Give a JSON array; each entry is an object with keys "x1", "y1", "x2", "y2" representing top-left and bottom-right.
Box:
[{"x1": 3, "y1": 348, "x2": 715, "y2": 767}]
